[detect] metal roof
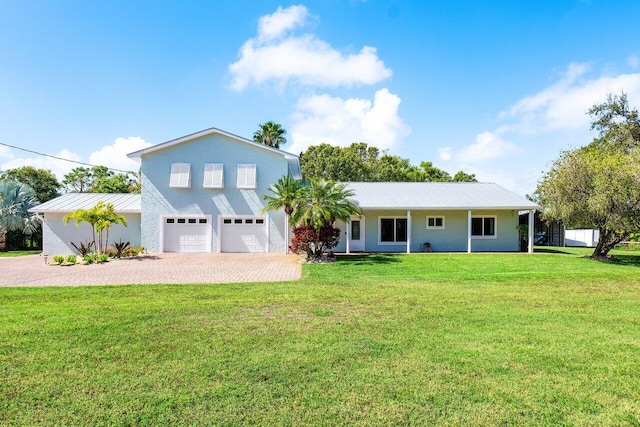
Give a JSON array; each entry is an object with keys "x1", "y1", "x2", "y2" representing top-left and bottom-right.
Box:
[
  {"x1": 127, "y1": 126, "x2": 300, "y2": 162},
  {"x1": 345, "y1": 182, "x2": 540, "y2": 210},
  {"x1": 29, "y1": 193, "x2": 141, "y2": 213}
]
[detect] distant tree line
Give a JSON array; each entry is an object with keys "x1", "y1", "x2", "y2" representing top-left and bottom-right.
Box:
[{"x1": 299, "y1": 142, "x2": 476, "y2": 182}]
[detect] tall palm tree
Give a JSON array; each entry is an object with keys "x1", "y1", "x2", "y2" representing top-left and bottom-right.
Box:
[
  {"x1": 290, "y1": 179, "x2": 361, "y2": 229},
  {"x1": 0, "y1": 180, "x2": 39, "y2": 252},
  {"x1": 253, "y1": 121, "x2": 287, "y2": 149},
  {"x1": 262, "y1": 175, "x2": 305, "y2": 253}
]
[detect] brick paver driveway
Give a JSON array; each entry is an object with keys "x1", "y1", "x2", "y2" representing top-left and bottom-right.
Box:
[{"x1": 0, "y1": 253, "x2": 301, "y2": 287}]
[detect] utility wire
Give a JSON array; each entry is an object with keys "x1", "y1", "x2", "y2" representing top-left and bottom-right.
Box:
[{"x1": 0, "y1": 141, "x2": 135, "y2": 174}]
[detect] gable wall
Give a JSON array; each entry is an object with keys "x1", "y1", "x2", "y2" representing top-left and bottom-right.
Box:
[{"x1": 139, "y1": 133, "x2": 289, "y2": 252}]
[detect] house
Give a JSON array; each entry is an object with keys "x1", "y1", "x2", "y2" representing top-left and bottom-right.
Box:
[
  {"x1": 30, "y1": 193, "x2": 141, "y2": 255},
  {"x1": 33, "y1": 126, "x2": 539, "y2": 255},
  {"x1": 126, "y1": 127, "x2": 301, "y2": 253},
  {"x1": 334, "y1": 182, "x2": 539, "y2": 253}
]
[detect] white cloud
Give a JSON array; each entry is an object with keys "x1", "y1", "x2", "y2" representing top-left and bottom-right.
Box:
[
  {"x1": 438, "y1": 129, "x2": 518, "y2": 164},
  {"x1": 436, "y1": 59, "x2": 640, "y2": 194},
  {"x1": 88, "y1": 137, "x2": 151, "y2": 173},
  {"x1": 257, "y1": 5, "x2": 309, "y2": 42},
  {"x1": 0, "y1": 148, "x2": 82, "y2": 182},
  {"x1": 287, "y1": 88, "x2": 410, "y2": 154},
  {"x1": 500, "y1": 61, "x2": 640, "y2": 134},
  {"x1": 628, "y1": 54, "x2": 640, "y2": 69},
  {"x1": 229, "y1": 5, "x2": 392, "y2": 90}
]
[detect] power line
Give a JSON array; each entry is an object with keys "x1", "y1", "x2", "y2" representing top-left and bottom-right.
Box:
[{"x1": 0, "y1": 141, "x2": 134, "y2": 174}]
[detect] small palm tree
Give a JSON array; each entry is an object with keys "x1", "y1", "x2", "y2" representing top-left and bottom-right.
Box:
[
  {"x1": 253, "y1": 121, "x2": 287, "y2": 149},
  {"x1": 0, "y1": 180, "x2": 39, "y2": 252},
  {"x1": 64, "y1": 201, "x2": 127, "y2": 254},
  {"x1": 262, "y1": 175, "x2": 306, "y2": 222},
  {"x1": 291, "y1": 179, "x2": 361, "y2": 229},
  {"x1": 262, "y1": 175, "x2": 306, "y2": 253}
]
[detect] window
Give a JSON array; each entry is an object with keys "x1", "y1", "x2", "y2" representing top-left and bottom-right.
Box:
[
  {"x1": 177, "y1": 218, "x2": 186, "y2": 224},
  {"x1": 427, "y1": 216, "x2": 445, "y2": 229},
  {"x1": 199, "y1": 219, "x2": 207, "y2": 224},
  {"x1": 169, "y1": 163, "x2": 191, "y2": 188},
  {"x1": 188, "y1": 219, "x2": 196, "y2": 224},
  {"x1": 223, "y1": 219, "x2": 232, "y2": 224},
  {"x1": 237, "y1": 164, "x2": 257, "y2": 189},
  {"x1": 234, "y1": 219, "x2": 243, "y2": 224},
  {"x1": 245, "y1": 219, "x2": 253, "y2": 224},
  {"x1": 255, "y1": 219, "x2": 264, "y2": 224},
  {"x1": 166, "y1": 218, "x2": 175, "y2": 224},
  {"x1": 351, "y1": 220, "x2": 361, "y2": 240},
  {"x1": 471, "y1": 216, "x2": 496, "y2": 238},
  {"x1": 380, "y1": 218, "x2": 407, "y2": 243},
  {"x1": 237, "y1": 164, "x2": 256, "y2": 188},
  {"x1": 203, "y1": 163, "x2": 224, "y2": 188}
]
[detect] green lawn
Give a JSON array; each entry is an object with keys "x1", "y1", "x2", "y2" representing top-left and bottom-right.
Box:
[
  {"x1": 2, "y1": 248, "x2": 640, "y2": 425},
  {"x1": 0, "y1": 250, "x2": 40, "y2": 257}
]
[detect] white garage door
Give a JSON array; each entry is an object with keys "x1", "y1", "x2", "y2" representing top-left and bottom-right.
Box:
[
  {"x1": 220, "y1": 217, "x2": 267, "y2": 253},
  {"x1": 163, "y1": 217, "x2": 210, "y2": 253}
]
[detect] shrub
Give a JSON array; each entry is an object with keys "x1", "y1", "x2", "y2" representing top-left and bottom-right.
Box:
[
  {"x1": 83, "y1": 254, "x2": 94, "y2": 264},
  {"x1": 65, "y1": 255, "x2": 77, "y2": 264},
  {"x1": 290, "y1": 225, "x2": 341, "y2": 260},
  {"x1": 113, "y1": 240, "x2": 131, "y2": 258},
  {"x1": 98, "y1": 254, "x2": 109, "y2": 263},
  {"x1": 70, "y1": 240, "x2": 94, "y2": 257},
  {"x1": 104, "y1": 247, "x2": 117, "y2": 258},
  {"x1": 53, "y1": 255, "x2": 65, "y2": 264}
]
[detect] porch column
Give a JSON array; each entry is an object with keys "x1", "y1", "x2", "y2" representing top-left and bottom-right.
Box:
[
  {"x1": 528, "y1": 209, "x2": 535, "y2": 254},
  {"x1": 407, "y1": 210, "x2": 412, "y2": 254},
  {"x1": 346, "y1": 220, "x2": 351, "y2": 254},
  {"x1": 467, "y1": 210, "x2": 472, "y2": 253}
]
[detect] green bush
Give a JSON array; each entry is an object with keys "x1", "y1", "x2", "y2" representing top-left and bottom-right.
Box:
[
  {"x1": 53, "y1": 255, "x2": 65, "y2": 264},
  {"x1": 83, "y1": 254, "x2": 94, "y2": 264},
  {"x1": 98, "y1": 254, "x2": 109, "y2": 263},
  {"x1": 65, "y1": 255, "x2": 77, "y2": 264}
]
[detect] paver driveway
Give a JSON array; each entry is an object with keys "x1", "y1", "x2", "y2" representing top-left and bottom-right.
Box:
[{"x1": 0, "y1": 253, "x2": 301, "y2": 287}]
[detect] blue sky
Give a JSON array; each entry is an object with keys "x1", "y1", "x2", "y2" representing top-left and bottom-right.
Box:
[{"x1": 1, "y1": 0, "x2": 640, "y2": 194}]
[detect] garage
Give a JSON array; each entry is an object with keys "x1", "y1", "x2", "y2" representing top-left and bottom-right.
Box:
[
  {"x1": 220, "y1": 217, "x2": 267, "y2": 253},
  {"x1": 163, "y1": 217, "x2": 211, "y2": 252}
]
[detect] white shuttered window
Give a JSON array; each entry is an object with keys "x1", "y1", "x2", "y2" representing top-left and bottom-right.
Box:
[
  {"x1": 237, "y1": 164, "x2": 256, "y2": 189},
  {"x1": 203, "y1": 163, "x2": 224, "y2": 188},
  {"x1": 169, "y1": 163, "x2": 191, "y2": 188}
]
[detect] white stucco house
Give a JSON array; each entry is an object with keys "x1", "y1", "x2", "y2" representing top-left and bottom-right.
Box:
[{"x1": 32, "y1": 127, "x2": 539, "y2": 255}]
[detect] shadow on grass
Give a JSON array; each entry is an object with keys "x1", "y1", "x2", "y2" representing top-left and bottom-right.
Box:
[
  {"x1": 534, "y1": 247, "x2": 576, "y2": 255},
  {"x1": 336, "y1": 254, "x2": 402, "y2": 265}
]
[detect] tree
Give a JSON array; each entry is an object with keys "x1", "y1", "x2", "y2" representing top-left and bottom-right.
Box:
[
  {"x1": 64, "y1": 201, "x2": 128, "y2": 254},
  {"x1": 63, "y1": 167, "x2": 93, "y2": 193},
  {"x1": 452, "y1": 170, "x2": 478, "y2": 182},
  {"x1": 290, "y1": 179, "x2": 361, "y2": 229},
  {"x1": 1, "y1": 166, "x2": 60, "y2": 203},
  {"x1": 300, "y1": 142, "x2": 477, "y2": 182},
  {"x1": 62, "y1": 166, "x2": 139, "y2": 193},
  {"x1": 253, "y1": 121, "x2": 287, "y2": 149},
  {"x1": 536, "y1": 92, "x2": 640, "y2": 258},
  {"x1": 0, "y1": 180, "x2": 39, "y2": 252}
]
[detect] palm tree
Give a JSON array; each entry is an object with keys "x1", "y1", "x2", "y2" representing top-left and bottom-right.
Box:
[
  {"x1": 262, "y1": 175, "x2": 306, "y2": 253},
  {"x1": 0, "y1": 180, "x2": 39, "y2": 252},
  {"x1": 290, "y1": 179, "x2": 361, "y2": 230},
  {"x1": 253, "y1": 121, "x2": 287, "y2": 149},
  {"x1": 64, "y1": 201, "x2": 127, "y2": 254}
]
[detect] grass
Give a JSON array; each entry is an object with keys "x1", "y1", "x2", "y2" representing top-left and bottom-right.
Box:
[
  {"x1": 2, "y1": 247, "x2": 640, "y2": 425},
  {"x1": 0, "y1": 250, "x2": 40, "y2": 257}
]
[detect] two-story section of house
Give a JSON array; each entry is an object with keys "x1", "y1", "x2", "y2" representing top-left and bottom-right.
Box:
[{"x1": 127, "y1": 127, "x2": 301, "y2": 253}]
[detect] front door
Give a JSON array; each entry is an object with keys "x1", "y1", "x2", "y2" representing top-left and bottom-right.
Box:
[{"x1": 349, "y1": 216, "x2": 365, "y2": 252}]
